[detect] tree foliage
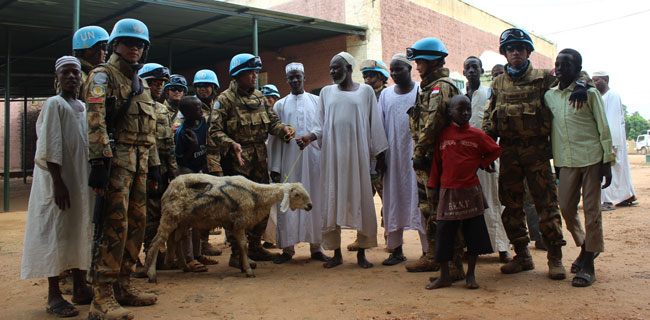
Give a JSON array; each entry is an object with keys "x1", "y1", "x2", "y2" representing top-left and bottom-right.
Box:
[{"x1": 625, "y1": 110, "x2": 650, "y2": 140}]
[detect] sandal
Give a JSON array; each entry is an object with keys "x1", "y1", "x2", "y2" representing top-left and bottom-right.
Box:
[
  {"x1": 615, "y1": 200, "x2": 638, "y2": 207},
  {"x1": 571, "y1": 252, "x2": 599, "y2": 273},
  {"x1": 572, "y1": 270, "x2": 596, "y2": 287},
  {"x1": 601, "y1": 203, "x2": 616, "y2": 211},
  {"x1": 46, "y1": 300, "x2": 79, "y2": 318},
  {"x1": 382, "y1": 253, "x2": 407, "y2": 266},
  {"x1": 196, "y1": 255, "x2": 218, "y2": 265},
  {"x1": 184, "y1": 260, "x2": 208, "y2": 273}
]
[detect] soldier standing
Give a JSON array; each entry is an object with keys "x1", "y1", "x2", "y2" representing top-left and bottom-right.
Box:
[
  {"x1": 84, "y1": 18, "x2": 159, "y2": 320},
  {"x1": 482, "y1": 28, "x2": 568, "y2": 279},
  {"x1": 209, "y1": 53, "x2": 294, "y2": 267},
  {"x1": 261, "y1": 84, "x2": 281, "y2": 108},
  {"x1": 163, "y1": 74, "x2": 188, "y2": 130},
  {"x1": 137, "y1": 63, "x2": 177, "y2": 269},
  {"x1": 404, "y1": 38, "x2": 463, "y2": 280}
]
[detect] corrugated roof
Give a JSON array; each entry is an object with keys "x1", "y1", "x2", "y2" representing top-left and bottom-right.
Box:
[{"x1": 0, "y1": 0, "x2": 366, "y2": 98}]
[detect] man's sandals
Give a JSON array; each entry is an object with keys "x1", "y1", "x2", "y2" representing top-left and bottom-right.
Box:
[
  {"x1": 572, "y1": 270, "x2": 596, "y2": 287},
  {"x1": 570, "y1": 252, "x2": 600, "y2": 273},
  {"x1": 185, "y1": 260, "x2": 208, "y2": 272},
  {"x1": 46, "y1": 300, "x2": 79, "y2": 318},
  {"x1": 382, "y1": 253, "x2": 407, "y2": 266}
]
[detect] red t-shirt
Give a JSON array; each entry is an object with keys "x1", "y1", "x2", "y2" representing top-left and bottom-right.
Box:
[{"x1": 427, "y1": 123, "x2": 502, "y2": 189}]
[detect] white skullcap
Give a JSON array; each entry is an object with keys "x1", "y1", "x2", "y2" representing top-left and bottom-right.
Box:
[
  {"x1": 391, "y1": 53, "x2": 411, "y2": 65},
  {"x1": 335, "y1": 51, "x2": 355, "y2": 68},
  {"x1": 285, "y1": 62, "x2": 304, "y2": 74},
  {"x1": 55, "y1": 56, "x2": 81, "y2": 71},
  {"x1": 592, "y1": 70, "x2": 609, "y2": 77}
]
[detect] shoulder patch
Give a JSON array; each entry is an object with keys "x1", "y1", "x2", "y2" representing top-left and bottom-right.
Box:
[
  {"x1": 431, "y1": 87, "x2": 440, "y2": 94},
  {"x1": 487, "y1": 87, "x2": 492, "y2": 99},
  {"x1": 213, "y1": 101, "x2": 221, "y2": 110},
  {"x1": 93, "y1": 72, "x2": 108, "y2": 84},
  {"x1": 88, "y1": 97, "x2": 104, "y2": 103},
  {"x1": 90, "y1": 85, "x2": 106, "y2": 97}
]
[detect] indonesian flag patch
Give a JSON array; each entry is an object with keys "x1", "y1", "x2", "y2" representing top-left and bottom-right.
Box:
[{"x1": 431, "y1": 87, "x2": 440, "y2": 94}]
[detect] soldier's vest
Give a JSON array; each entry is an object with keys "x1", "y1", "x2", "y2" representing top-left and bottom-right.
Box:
[
  {"x1": 409, "y1": 77, "x2": 457, "y2": 142},
  {"x1": 154, "y1": 101, "x2": 174, "y2": 154},
  {"x1": 493, "y1": 69, "x2": 552, "y2": 139},
  {"x1": 220, "y1": 89, "x2": 272, "y2": 145},
  {"x1": 95, "y1": 63, "x2": 157, "y2": 147}
]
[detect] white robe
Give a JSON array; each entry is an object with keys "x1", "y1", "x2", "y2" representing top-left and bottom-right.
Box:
[
  {"x1": 268, "y1": 92, "x2": 323, "y2": 248},
  {"x1": 469, "y1": 85, "x2": 509, "y2": 252},
  {"x1": 601, "y1": 90, "x2": 635, "y2": 203},
  {"x1": 377, "y1": 84, "x2": 426, "y2": 243},
  {"x1": 21, "y1": 96, "x2": 93, "y2": 279},
  {"x1": 313, "y1": 84, "x2": 388, "y2": 239}
]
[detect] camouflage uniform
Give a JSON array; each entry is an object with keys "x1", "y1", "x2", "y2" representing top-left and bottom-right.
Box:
[
  {"x1": 208, "y1": 80, "x2": 288, "y2": 259},
  {"x1": 482, "y1": 63, "x2": 567, "y2": 275},
  {"x1": 143, "y1": 101, "x2": 177, "y2": 254},
  {"x1": 84, "y1": 53, "x2": 160, "y2": 284},
  {"x1": 406, "y1": 67, "x2": 460, "y2": 272}
]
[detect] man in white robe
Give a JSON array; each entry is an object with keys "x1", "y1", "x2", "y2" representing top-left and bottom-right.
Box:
[
  {"x1": 268, "y1": 62, "x2": 329, "y2": 264},
  {"x1": 464, "y1": 56, "x2": 512, "y2": 262},
  {"x1": 297, "y1": 52, "x2": 389, "y2": 269},
  {"x1": 593, "y1": 71, "x2": 637, "y2": 209},
  {"x1": 21, "y1": 56, "x2": 93, "y2": 317},
  {"x1": 377, "y1": 54, "x2": 426, "y2": 266}
]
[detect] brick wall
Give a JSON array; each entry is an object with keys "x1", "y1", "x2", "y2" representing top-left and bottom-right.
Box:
[
  {"x1": 381, "y1": 0, "x2": 553, "y2": 78},
  {"x1": 0, "y1": 99, "x2": 40, "y2": 173},
  {"x1": 266, "y1": 0, "x2": 346, "y2": 24}
]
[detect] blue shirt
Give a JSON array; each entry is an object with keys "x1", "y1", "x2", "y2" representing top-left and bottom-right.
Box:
[{"x1": 174, "y1": 118, "x2": 207, "y2": 172}]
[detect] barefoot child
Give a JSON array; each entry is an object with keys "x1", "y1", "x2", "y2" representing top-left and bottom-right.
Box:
[
  {"x1": 21, "y1": 56, "x2": 94, "y2": 317},
  {"x1": 426, "y1": 95, "x2": 501, "y2": 290},
  {"x1": 174, "y1": 96, "x2": 218, "y2": 271}
]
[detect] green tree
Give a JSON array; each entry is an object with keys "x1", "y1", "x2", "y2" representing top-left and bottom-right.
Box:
[{"x1": 625, "y1": 111, "x2": 650, "y2": 140}]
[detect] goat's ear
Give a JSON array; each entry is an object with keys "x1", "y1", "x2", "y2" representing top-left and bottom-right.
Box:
[{"x1": 280, "y1": 184, "x2": 291, "y2": 212}]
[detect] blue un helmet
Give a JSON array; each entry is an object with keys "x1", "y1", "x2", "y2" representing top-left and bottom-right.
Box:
[
  {"x1": 164, "y1": 74, "x2": 188, "y2": 93},
  {"x1": 229, "y1": 53, "x2": 262, "y2": 77},
  {"x1": 193, "y1": 69, "x2": 220, "y2": 88},
  {"x1": 499, "y1": 28, "x2": 534, "y2": 55},
  {"x1": 73, "y1": 26, "x2": 109, "y2": 50},
  {"x1": 138, "y1": 63, "x2": 170, "y2": 81},
  {"x1": 406, "y1": 37, "x2": 448, "y2": 61},
  {"x1": 261, "y1": 84, "x2": 280, "y2": 98},
  {"x1": 359, "y1": 59, "x2": 389, "y2": 79},
  {"x1": 108, "y1": 18, "x2": 150, "y2": 47}
]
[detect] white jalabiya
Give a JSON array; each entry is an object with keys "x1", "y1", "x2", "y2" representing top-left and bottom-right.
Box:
[
  {"x1": 601, "y1": 89, "x2": 635, "y2": 203},
  {"x1": 313, "y1": 84, "x2": 388, "y2": 246},
  {"x1": 377, "y1": 84, "x2": 427, "y2": 250},
  {"x1": 469, "y1": 85, "x2": 509, "y2": 252},
  {"x1": 268, "y1": 92, "x2": 323, "y2": 249},
  {"x1": 21, "y1": 96, "x2": 93, "y2": 279}
]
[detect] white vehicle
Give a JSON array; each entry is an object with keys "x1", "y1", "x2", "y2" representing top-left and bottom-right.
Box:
[{"x1": 635, "y1": 130, "x2": 650, "y2": 154}]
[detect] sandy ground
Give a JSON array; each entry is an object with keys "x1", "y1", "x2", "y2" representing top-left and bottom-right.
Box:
[{"x1": 2, "y1": 156, "x2": 650, "y2": 319}]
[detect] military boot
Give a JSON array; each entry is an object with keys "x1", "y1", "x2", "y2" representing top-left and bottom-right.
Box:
[
  {"x1": 449, "y1": 248, "x2": 466, "y2": 281},
  {"x1": 88, "y1": 283, "x2": 133, "y2": 320},
  {"x1": 247, "y1": 240, "x2": 279, "y2": 261},
  {"x1": 547, "y1": 244, "x2": 566, "y2": 280},
  {"x1": 501, "y1": 243, "x2": 534, "y2": 274},
  {"x1": 347, "y1": 241, "x2": 359, "y2": 251},
  {"x1": 113, "y1": 277, "x2": 157, "y2": 306},
  {"x1": 405, "y1": 239, "x2": 440, "y2": 272}
]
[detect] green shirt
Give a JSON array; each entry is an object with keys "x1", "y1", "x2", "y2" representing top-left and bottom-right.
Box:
[{"x1": 544, "y1": 83, "x2": 615, "y2": 168}]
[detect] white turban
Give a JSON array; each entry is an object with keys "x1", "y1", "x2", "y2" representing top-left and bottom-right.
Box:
[
  {"x1": 285, "y1": 62, "x2": 304, "y2": 74},
  {"x1": 55, "y1": 56, "x2": 81, "y2": 71},
  {"x1": 592, "y1": 70, "x2": 609, "y2": 77},
  {"x1": 335, "y1": 51, "x2": 355, "y2": 68},
  {"x1": 391, "y1": 53, "x2": 411, "y2": 65}
]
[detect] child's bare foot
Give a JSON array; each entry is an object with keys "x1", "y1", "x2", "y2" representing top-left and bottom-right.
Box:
[
  {"x1": 425, "y1": 277, "x2": 452, "y2": 290},
  {"x1": 465, "y1": 274, "x2": 479, "y2": 289}
]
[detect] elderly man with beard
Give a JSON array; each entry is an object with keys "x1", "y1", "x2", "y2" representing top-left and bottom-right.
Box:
[{"x1": 297, "y1": 52, "x2": 388, "y2": 269}]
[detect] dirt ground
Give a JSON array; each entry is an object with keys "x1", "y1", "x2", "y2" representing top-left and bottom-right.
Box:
[{"x1": 2, "y1": 156, "x2": 650, "y2": 319}]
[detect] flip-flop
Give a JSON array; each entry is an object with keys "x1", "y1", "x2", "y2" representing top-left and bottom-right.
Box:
[
  {"x1": 46, "y1": 300, "x2": 79, "y2": 318},
  {"x1": 601, "y1": 203, "x2": 616, "y2": 211},
  {"x1": 196, "y1": 255, "x2": 218, "y2": 265},
  {"x1": 382, "y1": 254, "x2": 407, "y2": 266},
  {"x1": 572, "y1": 271, "x2": 596, "y2": 287},
  {"x1": 616, "y1": 200, "x2": 638, "y2": 207},
  {"x1": 185, "y1": 260, "x2": 208, "y2": 272}
]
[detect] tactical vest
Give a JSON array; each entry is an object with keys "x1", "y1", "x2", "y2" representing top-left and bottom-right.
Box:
[
  {"x1": 219, "y1": 88, "x2": 273, "y2": 145},
  {"x1": 492, "y1": 68, "x2": 553, "y2": 139},
  {"x1": 410, "y1": 77, "x2": 458, "y2": 142},
  {"x1": 154, "y1": 101, "x2": 174, "y2": 154}
]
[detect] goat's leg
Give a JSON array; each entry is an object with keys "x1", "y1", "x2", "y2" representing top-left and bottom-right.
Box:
[
  {"x1": 145, "y1": 223, "x2": 175, "y2": 283},
  {"x1": 233, "y1": 227, "x2": 254, "y2": 277},
  {"x1": 176, "y1": 238, "x2": 189, "y2": 272},
  {"x1": 165, "y1": 230, "x2": 177, "y2": 268}
]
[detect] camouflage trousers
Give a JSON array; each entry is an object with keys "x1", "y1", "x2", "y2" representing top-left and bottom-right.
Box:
[
  {"x1": 415, "y1": 169, "x2": 437, "y2": 242},
  {"x1": 91, "y1": 166, "x2": 147, "y2": 284},
  {"x1": 498, "y1": 139, "x2": 566, "y2": 247},
  {"x1": 224, "y1": 152, "x2": 270, "y2": 250}
]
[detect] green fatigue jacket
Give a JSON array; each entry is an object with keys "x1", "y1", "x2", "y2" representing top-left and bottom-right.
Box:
[
  {"x1": 83, "y1": 53, "x2": 160, "y2": 172},
  {"x1": 208, "y1": 80, "x2": 287, "y2": 172},
  {"x1": 154, "y1": 101, "x2": 177, "y2": 176},
  {"x1": 408, "y1": 67, "x2": 460, "y2": 161}
]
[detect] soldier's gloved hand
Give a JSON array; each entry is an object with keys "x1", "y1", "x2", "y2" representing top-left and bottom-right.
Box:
[
  {"x1": 569, "y1": 81, "x2": 587, "y2": 109},
  {"x1": 270, "y1": 171, "x2": 281, "y2": 183},
  {"x1": 88, "y1": 159, "x2": 109, "y2": 192},
  {"x1": 412, "y1": 157, "x2": 428, "y2": 171}
]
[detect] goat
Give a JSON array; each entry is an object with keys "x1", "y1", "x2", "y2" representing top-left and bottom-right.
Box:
[{"x1": 144, "y1": 174, "x2": 312, "y2": 282}]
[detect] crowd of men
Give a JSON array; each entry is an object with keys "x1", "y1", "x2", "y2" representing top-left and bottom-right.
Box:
[{"x1": 18, "y1": 17, "x2": 636, "y2": 319}]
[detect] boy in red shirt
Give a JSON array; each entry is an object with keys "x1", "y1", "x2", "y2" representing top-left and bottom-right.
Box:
[{"x1": 426, "y1": 95, "x2": 502, "y2": 289}]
